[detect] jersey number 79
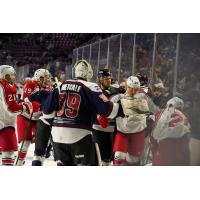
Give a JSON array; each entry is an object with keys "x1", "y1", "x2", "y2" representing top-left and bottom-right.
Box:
[{"x1": 57, "y1": 93, "x2": 81, "y2": 118}]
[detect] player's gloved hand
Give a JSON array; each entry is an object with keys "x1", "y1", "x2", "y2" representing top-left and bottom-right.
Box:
[
  {"x1": 97, "y1": 115, "x2": 110, "y2": 128},
  {"x1": 31, "y1": 101, "x2": 41, "y2": 112},
  {"x1": 22, "y1": 102, "x2": 33, "y2": 114}
]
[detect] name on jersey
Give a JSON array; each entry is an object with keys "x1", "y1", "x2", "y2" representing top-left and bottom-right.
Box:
[{"x1": 61, "y1": 84, "x2": 81, "y2": 92}]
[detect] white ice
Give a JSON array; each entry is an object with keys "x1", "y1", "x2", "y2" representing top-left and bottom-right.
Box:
[{"x1": 24, "y1": 143, "x2": 56, "y2": 166}]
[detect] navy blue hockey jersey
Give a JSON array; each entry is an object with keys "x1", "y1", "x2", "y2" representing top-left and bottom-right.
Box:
[
  {"x1": 42, "y1": 79, "x2": 122, "y2": 144},
  {"x1": 29, "y1": 86, "x2": 52, "y2": 110}
]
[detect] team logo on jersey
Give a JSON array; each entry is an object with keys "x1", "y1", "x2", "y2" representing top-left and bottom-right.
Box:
[
  {"x1": 94, "y1": 85, "x2": 101, "y2": 91},
  {"x1": 99, "y1": 93, "x2": 109, "y2": 102},
  {"x1": 75, "y1": 154, "x2": 85, "y2": 158}
]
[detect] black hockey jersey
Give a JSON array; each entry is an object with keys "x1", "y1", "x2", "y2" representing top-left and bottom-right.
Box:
[{"x1": 92, "y1": 85, "x2": 125, "y2": 132}]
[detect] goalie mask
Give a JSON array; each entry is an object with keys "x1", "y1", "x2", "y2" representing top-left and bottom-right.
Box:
[
  {"x1": 127, "y1": 76, "x2": 140, "y2": 89},
  {"x1": 33, "y1": 69, "x2": 50, "y2": 81},
  {"x1": 73, "y1": 60, "x2": 93, "y2": 81},
  {"x1": 0, "y1": 65, "x2": 16, "y2": 80}
]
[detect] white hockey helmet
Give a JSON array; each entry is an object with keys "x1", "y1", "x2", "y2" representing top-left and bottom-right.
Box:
[
  {"x1": 127, "y1": 76, "x2": 140, "y2": 89},
  {"x1": 25, "y1": 77, "x2": 32, "y2": 81},
  {"x1": 33, "y1": 68, "x2": 50, "y2": 81},
  {"x1": 73, "y1": 60, "x2": 93, "y2": 81},
  {"x1": 0, "y1": 65, "x2": 16, "y2": 79},
  {"x1": 167, "y1": 97, "x2": 184, "y2": 110}
]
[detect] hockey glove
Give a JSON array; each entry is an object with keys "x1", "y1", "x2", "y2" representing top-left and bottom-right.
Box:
[
  {"x1": 97, "y1": 115, "x2": 110, "y2": 128},
  {"x1": 31, "y1": 101, "x2": 41, "y2": 112},
  {"x1": 22, "y1": 102, "x2": 33, "y2": 114}
]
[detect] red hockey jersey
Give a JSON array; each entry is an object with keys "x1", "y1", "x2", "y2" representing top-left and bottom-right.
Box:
[{"x1": 0, "y1": 81, "x2": 23, "y2": 129}]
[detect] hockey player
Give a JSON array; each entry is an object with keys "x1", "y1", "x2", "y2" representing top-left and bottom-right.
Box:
[
  {"x1": 111, "y1": 76, "x2": 149, "y2": 165},
  {"x1": 151, "y1": 97, "x2": 190, "y2": 166},
  {"x1": 151, "y1": 82, "x2": 169, "y2": 109},
  {"x1": 136, "y1": 73, "x2": 149, "y2": 93},
  {"x1": 31, "y1": 77, "x2": 55, "y2": 166},
  {"x1": 40, "y1": 60, "x2": 124, "y2": 166},
  {"x1": 92, "y1": 69, "x2": 125, "y2": 165},
  {"x1": 136, "y1": 73, "x2": 159, "y2": 114},
  {"x1": 134, "y1": 73, "x2": 162, "y2": 165},
  {"x1": 0, "y1": 65, "x2": 33, "y2": 165},
  {"x1": 16, "y1": 68, "x2": 51, "y2": 165}
]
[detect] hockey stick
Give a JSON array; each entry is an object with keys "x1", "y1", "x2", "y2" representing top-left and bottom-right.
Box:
[
  {"x1": 142, "y1": 137, "x2": 152, "y2": 165},
  {"x1": 55, "y1": 77, "x2": 61, "y2": 93},
  {"x1": 15, "y1": 111, "x2": 34, "y2": 166},
  {"x1": 94, "y1": 142, "x2": 102, "y2": 166}
]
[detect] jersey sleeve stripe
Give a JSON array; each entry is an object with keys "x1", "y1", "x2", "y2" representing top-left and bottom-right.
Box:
[{"x1": 107, "y1": 103, "x2": 119, "y2": 119}]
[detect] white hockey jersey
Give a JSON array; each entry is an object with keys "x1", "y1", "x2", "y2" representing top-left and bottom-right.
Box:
[
  {"x1": 135, "y1": 88, "x2": 159, "y2": 114},
  {"x1": 110, "y1": 93, "x2": 148, "y2": 134},
  {"x1": 153, "y1": 107, "x2": 190, "y2": 142}
]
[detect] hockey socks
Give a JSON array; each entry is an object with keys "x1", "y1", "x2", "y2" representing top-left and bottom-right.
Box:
[
  {"x1": 2, "y1": 151, "x2": 16, "y2": 166},
  {"x1": 16, "y1": 141, "x2": 31, "y2": 166}
]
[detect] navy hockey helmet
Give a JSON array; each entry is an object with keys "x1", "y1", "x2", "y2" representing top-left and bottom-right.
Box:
[{"x1": 98, "y1": 69, "x2": 112, "y2": 80}]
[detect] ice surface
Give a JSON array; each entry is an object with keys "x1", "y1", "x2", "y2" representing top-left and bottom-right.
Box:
[{"x1": 24, "y1": 143, "x2": 56, "y2": 166}]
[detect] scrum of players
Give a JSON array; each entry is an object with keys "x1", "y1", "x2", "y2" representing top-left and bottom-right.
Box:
[{"x1": 0, "y1": 61, "x2": 191, "y2": 166}]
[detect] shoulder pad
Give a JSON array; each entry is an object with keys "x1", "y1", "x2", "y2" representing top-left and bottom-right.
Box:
[{"x1": 78, "y1": 80, "x2": 102, "y2": 92}]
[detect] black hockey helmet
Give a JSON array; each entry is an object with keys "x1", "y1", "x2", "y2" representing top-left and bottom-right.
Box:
[
  {"x1": 98, "y1": 69, "x2": 112, "y2": 80},
  {"x1": 136, "y1": 73, "x2": 148, "y2": 87}
]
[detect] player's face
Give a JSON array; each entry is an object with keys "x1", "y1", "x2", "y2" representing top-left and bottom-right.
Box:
[
  {"x1": 126, "y1": 87, "x2": 138, "y2": 96},
  {"x1": 101, "y1": 76, "x2": 111, "y2": 88},
  {"x1": 5, "y1": 73, "x2": 16, "y2": 82},
  {"x1": 40, "y1": 75, "x2": 51, "y2": 86},
  {"x1": 153, "y1": 88, "x2": 162, "y2": 97},
  {"x1": 43, "y1": 75, "x2": 51, "y2": 87}
]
